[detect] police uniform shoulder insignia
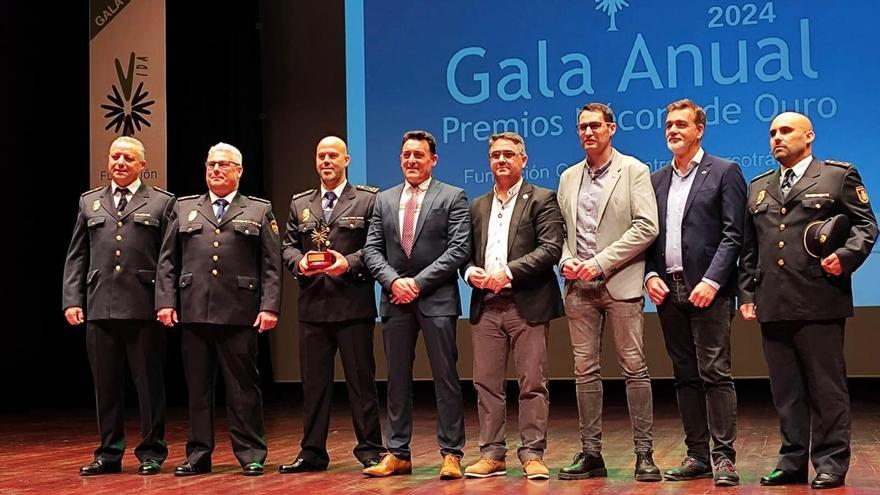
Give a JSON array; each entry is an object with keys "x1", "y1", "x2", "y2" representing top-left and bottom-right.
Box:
[
  {"x1": 292, "y1": 189, "x2": 315, "y2": 200},
  {"x1": 152, "y1": 186, "x2": 173, "y2": 196},
  {"x1": 856, "y1": 186, "x2": 870, "y2": 204},
  {"x1": 270, "y1": 219, "x2": 279, "y2": 234},
  {"x1": 82, "y1": 186, "x2": 104, "y2": 196},
  {"x1": 825, "y1": 159, "x2": 852, "y2": 168},
  {"x1": 751, "y1": 169, "x2": 774, "y2": 182},
  {"x1": 355, "y1": 184, "x2": 380, "y2": 194},
  {"x1": 248, "y1": 195, "x2": 270, "y2": 204}
]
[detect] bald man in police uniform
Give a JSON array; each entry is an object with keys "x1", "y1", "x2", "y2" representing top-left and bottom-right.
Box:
[
  {"x1": 278, "y1": 136, "x2": 385, "y2": 473},
  {"x1": 156, "y1": 142, "x2": 282, "y2": 477},
  {"x1": 63, "y1": 136, "x2": 174, "y2": 476},
  {"x1": 738, "y1": 112, "x2": 877, "y2": 490}
]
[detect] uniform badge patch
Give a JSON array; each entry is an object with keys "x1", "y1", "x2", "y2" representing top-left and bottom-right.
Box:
[
  {"x1": 188, "y1": 210, "x2": 198, "y2": 222},
  {"x1": 302, "y1": 208, "x2": 311, "y2": 222},
  {"x1": 92, "y1": 200, "x2": 101, "y2": 211},
  {"x1": 756, "y1": 190, "x2": 765, "y2": 204},
  {"x1": 271, "y1": 219, "x2": 279, "y2": 235},
  {"x1": 856, "y1": 186, "x2": 869, "y2": 204}
]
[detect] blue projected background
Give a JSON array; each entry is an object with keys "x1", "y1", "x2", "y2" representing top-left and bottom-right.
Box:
[{"x1": 345, "y1": 0, "x2": 880, "y2": 311}]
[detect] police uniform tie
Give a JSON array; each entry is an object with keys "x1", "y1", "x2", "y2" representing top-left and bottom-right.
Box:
[
  {"x1": 116, "y1": 187, "x2": 130, "y2": 213},
  {"x1": 214, "y1": 198, "x2": 228, "y2": 221},
  {"x1": 781, "y1": 168, "x2": 795, "y2": 198},
  {"x1": 323, "y1": 191, "x2": 337, "y2": 223}
]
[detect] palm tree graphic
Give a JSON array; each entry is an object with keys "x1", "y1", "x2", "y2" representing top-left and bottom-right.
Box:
[{"x1": 596, "y1": 0, "x2": 629, "y2": 31}]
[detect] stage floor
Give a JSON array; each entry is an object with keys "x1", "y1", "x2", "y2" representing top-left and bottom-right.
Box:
[{"x1": 1, "y1": 383, "x2": 878, "y2": 494}]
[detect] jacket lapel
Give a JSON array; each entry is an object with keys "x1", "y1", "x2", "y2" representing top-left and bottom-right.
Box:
[
  {"x1": 682, "y1": 154, "x2": 712, "y2": 218},
  {"x1": 507, "y1": 182, "x2": 532, "y2": 254},
  {"x1": 413, "y1": 179, "x2": 441, "y2": 245},
  {"x1": 99, "y1": 186, "x2": 119, "y2": 220},
  {"x1": 328, "y1": 183, "x2": 355, "y2": 224},
  {"x1": 118, "y1": 183, "x2": 149, "y2": 220},
  {"x1": 218, "y1": 192, "x2": 246, "y2": 226},
  {"x1": 784, "y1": 158, "x2": 821, "y2": 205},
  {"x1": 197, "y1": 193, "x2": 219, "y2": 227}
]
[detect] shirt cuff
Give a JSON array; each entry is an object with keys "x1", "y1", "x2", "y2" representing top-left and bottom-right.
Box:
[
  {"x1": 464, "y1": 266, "x2": 477, "y2": 285},
  {"x1": 644, "y1": 271, "x2": 660, "y2": 284},
  {"x1": 701, "y1": 277, "x2": 721, "y2": 290},
  {"x1": 504, "y1": 265, "x2": 513, "y2": 280}
]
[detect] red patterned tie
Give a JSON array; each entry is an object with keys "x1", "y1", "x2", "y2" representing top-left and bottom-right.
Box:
[{"x1": 401, "y1": 185, "x2": 419, "y2": 257}]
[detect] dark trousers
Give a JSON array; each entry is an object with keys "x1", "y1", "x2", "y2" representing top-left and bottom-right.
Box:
[
  {"x1": 181, "y1": 324, "x2": 267, "y2": 468},
  {"x1": 657, "y1": 278, "x2": 737, "y2": 466},
  {"x1": 382, "y1": 309, "x2": 465, "y2": 459},
  {"x1": 86, "y1": 319, "x2": 167, "y2": 464},
  {"x1": 761, "y1": 319, "x2": 850, "y2": 476},
  {"x1": 298, "y1": 319, "x2": 384, "y2": 467}
]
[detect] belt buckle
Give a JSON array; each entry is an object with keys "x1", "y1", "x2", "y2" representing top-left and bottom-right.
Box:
[{"x1": 670, "y1": 271, "x2": 685, "y2": 282}]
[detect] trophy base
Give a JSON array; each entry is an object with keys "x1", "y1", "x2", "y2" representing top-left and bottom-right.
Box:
[{"x1": 306, "y1": 251, "x2": 334, "y2": 269}]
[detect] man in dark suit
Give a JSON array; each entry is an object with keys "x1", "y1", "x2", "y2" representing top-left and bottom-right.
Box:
[
  {"x1": 362, "y1": 130, "x2": 471, "y2": 480},
  {"x1": 63, "y1": 136, "x2": 174, "y2": 476},
  {"x1": 278, "y1": 136, "x2": 384, "y2": 473},
  {"x1": 738, "y1": 112, "x2": 877, "y2": 489},
  {"x1": 645, "y1": 99, "x2": 746, "y2": 486},
  {"x1": 156, "y1": 142, "x2": 282, "y2": 477},
  {"x1": 461, "y1": 132, "x2": 564, "y2": 481}
]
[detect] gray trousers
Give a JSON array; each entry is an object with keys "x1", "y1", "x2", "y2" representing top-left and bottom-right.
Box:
[
  {"x1": 471, "y1": 292, "x2": 549, "y2": 464},
  {"x1": 565, "y1": 281, "x2": 654, "y2": 454}
]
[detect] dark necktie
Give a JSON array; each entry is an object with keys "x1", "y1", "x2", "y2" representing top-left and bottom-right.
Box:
[
  {"x1": 324, "y1": 191, "x2": 337, "y2": 222},
  {"x1": 781, "y1": 168, "x2": 795, "y2": 198},
  {"x1": 214, "y1": 198, "x2": 228, "y2": 221},
  {"x1": 116, "y1": 188, "x2": 130, "y2": 213}
]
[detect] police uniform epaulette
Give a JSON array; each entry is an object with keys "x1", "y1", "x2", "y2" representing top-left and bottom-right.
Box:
[
  {"x1": 292, "y1": 189, "x2": 315, "y2": 200},
  {"x1": 751, "y1": 169, "x2": 775, "y2": 182},
  {"x1": 81, "y1": 186, "x2": 104, "y2": 196},
  {"x1": 152, "y1": 186, "x2": 173, "y2": 196},
  {"x1": 178, "y1": 194, "x2": 200, "y2": 201},
  {"x1": 356, "y1": 185, "x2": 380, "y2": 193},
  {"x1": 248, "y1": 195, "x2": 270, "y2": 204},
  {"x1": 824, "y1": 159, "x2": 852, "y2": 168}
]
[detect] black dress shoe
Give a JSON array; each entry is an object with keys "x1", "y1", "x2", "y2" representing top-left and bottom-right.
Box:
[
  {"x1": 634, "y1": 452, "x2": 662, "y2": 482},
  {"x1": 279, "y1": 457, "x2": 326, "y2": 473},
  {"x1": 80, "y1": 459, "x2": 121, "y2": 476},
  {"x1": 137, "y1": 459, "x2": 161, "y2": 476},
  {"x1": 811, "y1": 473, "x2": 845, "y2": 489},
  {"x1": 558, "y1": 452, "x2": 607, "y2": 480},
  {"x1": 174, "y1": 461, "x2": 211, "y2": 477},
  {"x1": 759, "y1": 469, "x2": 808, "y2": 486},
  {"x1": 664, "y1": 456, "x2": 712, "y2": 481},
  {"x1": 242, "y1": 462, "x2": 264, "y2": 476}
]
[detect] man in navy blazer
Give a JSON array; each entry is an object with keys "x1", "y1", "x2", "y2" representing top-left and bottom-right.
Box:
[
  {"x1": 645, "y1": 99, "x2": 747, "y2": 486},
  {"x1": 362, "y1": 130, "x2": 472, "y2": 480}
]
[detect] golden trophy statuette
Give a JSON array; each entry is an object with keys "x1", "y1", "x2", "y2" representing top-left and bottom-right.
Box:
[{"x1": 306, "y1": 221, "x2": 334, "y2": 269}]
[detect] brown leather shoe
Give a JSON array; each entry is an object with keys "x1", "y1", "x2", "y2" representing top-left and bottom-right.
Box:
[
  {"x1": 440, "y1": 454, "x2": 463, "y2": 480},
  {"x1": 523, "y1": 459, "x2": 550, "y2": 480},
  {"x1": 464, "y1": 457, "x2": 506, "y2": 478},
  {"x1": 362, "y1": 453, "x2": 412, "y2": 477}
]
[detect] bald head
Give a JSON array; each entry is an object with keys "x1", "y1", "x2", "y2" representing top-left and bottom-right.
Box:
[
  {"x1": 769, "y1": 112, "x2": 815, "y2": 168},
  {"x1": 315, "y1": 136, "x2": 351, "y2": 189}
]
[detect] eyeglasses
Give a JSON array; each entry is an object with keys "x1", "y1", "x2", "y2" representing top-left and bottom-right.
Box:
[
  {"x1": 489, "y1": 150, "x2": 523, "y2": 160},
  {"x1": 577, "y1": 122, "x2": 607, "y2": 133},
  {"x1": 205, "y1": 160, "x2": 240, "y2": 170}
]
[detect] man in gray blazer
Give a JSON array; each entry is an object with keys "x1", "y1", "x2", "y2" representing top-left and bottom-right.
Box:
[
  {"x1": 362, "y1": 130, "x2": 471, "y2": 480},
  {"x1": 461, "y1": 132, "x2": 564, "y2": 480},
  {"x1": 556, "y1": 103, "x2": 660, "y2": 482},
  {"x1": 63, "y1": 136, "x2": 174, "y2": 476},
  {"x1": 156, "y1": 142, "x2": 282, "y2": 477}
]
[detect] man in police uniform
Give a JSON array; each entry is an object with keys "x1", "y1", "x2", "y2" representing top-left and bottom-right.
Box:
[
  {"x1": 739, "y1": 112, "x2": 877, "y2": 489},
  {"x1": 278, "y1": 136, "x2": 385, "y2": 473},
  {"x1": 63, "y1": 136, "x2": 174, "y2": 476},
  {"x1": 156, "y1": 142, "x2": 282, "y2": 477}
]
